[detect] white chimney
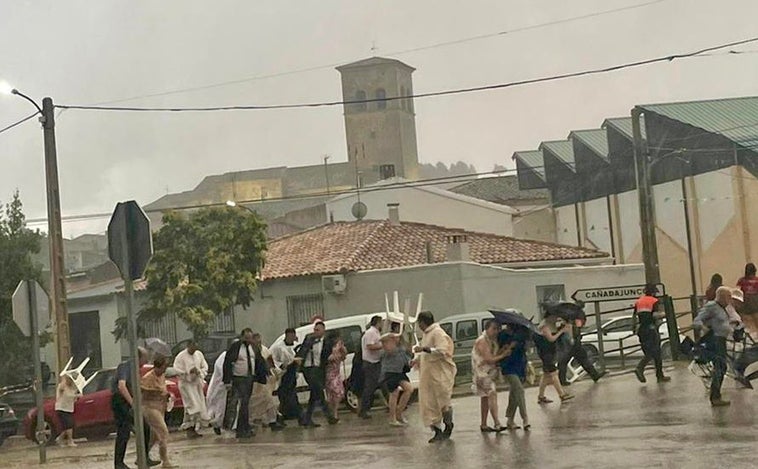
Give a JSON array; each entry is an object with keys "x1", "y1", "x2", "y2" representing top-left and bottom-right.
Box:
[
  {"x1": 388, "y1": 203, "x2": 400, "y2": 225},
  {"x1": 446, "y1": 234, "x2": 470, "y2": 262}
]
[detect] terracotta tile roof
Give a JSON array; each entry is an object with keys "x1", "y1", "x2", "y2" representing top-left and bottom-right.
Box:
[{"x1": 262, "y1": 220, "x2": 608, "y2": 280}]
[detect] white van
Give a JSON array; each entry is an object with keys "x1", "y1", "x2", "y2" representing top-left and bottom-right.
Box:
[
  {"x1": 438, "y1": 311, "x2": 498, "y2": 359},
  {"x1": 271, "y1": 312, "x2": 420, "y2": 412}
]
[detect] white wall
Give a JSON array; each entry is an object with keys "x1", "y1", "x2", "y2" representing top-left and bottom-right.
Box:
[
  {"x1": 326, "y1": 185, "x2": 514, "y2": 236},
  {"x1": 691, "y1": 170, "x2": 735, "y2": 251},
  {"x1": 583, "y1": 198, "x2": 612, "y2": 253},
  {"x1": 239, "y1": 262, "x2": 645, "y2": 342},
  {"x1": 555, "y1": 205, "x2": 578, "y2": 247}
]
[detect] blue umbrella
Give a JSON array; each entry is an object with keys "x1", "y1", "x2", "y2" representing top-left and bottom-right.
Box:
[{"x1": 489, "y1": 308, "x2": 539, "y2": 333}]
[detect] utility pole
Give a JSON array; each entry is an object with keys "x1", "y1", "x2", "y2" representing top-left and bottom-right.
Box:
[
  {"x1": 41, "y1": 97, "x2": 70, "y2": 372},
  {"x1": 323, "y1": 155, "x2": 331, "y2": 195},
  {"x1": 632, "y1": 107, "x2": 661, "y2": 285}
]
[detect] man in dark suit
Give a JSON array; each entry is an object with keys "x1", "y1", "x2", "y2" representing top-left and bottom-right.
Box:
[
  {"x1": 222, "y1": 328, "x2": 259, "y2": 438},
  {"x1": 295, "y1": 321, "x2": 335, "y2": 427}
]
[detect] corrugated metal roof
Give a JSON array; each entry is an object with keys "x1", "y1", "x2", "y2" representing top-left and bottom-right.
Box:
[
  {"x1": 571, "y1": 129, "x2": 609, "y2": 161},
  {"x1": 540, "y1": 140, "x2": 576, "y2": 169},
  {"x1": 603, "y1": 117, "x2": 647, "y2": 140},
  {"x1": 513, "y1": 150, "x2": 545, "y2": 179},
  {"x1": 640, "y1": 96, "x2": 758, "y2": 148}
]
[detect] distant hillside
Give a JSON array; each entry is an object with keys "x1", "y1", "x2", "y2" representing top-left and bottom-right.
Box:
[{"x1": 418, "y1": 161, "x2": 477, "y2": 180}]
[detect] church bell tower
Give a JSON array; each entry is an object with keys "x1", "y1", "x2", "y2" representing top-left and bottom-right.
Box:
[{"x1": 337, "y1": 57, "x2": 420, "y2": 182}]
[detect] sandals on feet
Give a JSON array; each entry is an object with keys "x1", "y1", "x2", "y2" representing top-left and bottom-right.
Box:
[
  {"x1": 537, "y1": 396, "x2": 553, "y2": 404},
  {"x1": 560, "y1": 393, "x2": 575, "y2": 402},
  {"x1": 480, "y1": 426, "x2": 496, "y2": 433}
]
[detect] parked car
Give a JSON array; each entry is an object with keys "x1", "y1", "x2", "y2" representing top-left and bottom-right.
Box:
[
  {"x1": 438, "y1": 311, "x2": 498, "y2": 359},
  {"x1": 22, "y1": 365, "x2": 204, "y2": 443},
  {"x1": 271, "y1": 312, "x2": 418, "y2": 412},
  {"x1": 581, "y1": 315, "x2": 681, "y2": 360},
  {"x1": 171, "y1": 333, "x2": 238, "y2": 381},
  {"x1": 0, "y1": 402, "x2": 18, "y2": 446}
]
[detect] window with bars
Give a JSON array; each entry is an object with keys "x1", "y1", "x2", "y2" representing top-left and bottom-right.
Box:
[
  {"x1": 212, "y1": 307, "x2": 236, "y2": 333},
  {"x1": 286, "y1": 294, "x2": 325, "y2": 328},
  {"x1": 535, "y1": 284, "x2": 566, "y2": 319},
  {"x1": 142, "y1": 312, "x2": 178, "y2": 345}
]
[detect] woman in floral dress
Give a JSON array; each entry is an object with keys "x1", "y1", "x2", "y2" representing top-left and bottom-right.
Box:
[{"x1": 324, "y1": 331, "x2": 348, "y2": 424}]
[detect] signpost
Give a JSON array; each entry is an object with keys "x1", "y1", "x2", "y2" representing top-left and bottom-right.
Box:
[
  {"x1": 12, "y1": 280, "x2": 50, "y2": 464},
  {"x1": 571, "y1": 283, "x2": 666, "y2": 303},
  {"x1": 571, "y1": 283, "x2": 667, "y2": 371},
  {"x1": 107, "y1": 201, "x2": 153, "y2": 469}
]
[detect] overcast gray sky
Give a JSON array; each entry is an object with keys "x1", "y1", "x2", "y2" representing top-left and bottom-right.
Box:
[{"x1": 2, "y1": 0, "x2": 758, "y2": 237}]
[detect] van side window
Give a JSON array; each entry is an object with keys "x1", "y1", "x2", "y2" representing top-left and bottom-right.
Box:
[
  {"x1": 331, "y1": 325, "x2": 363, "y2": 354},
  {"x1": 440, "y1": 322, "x2": 453, "y2": 338},
  {"x1": 456, "y1": 320, "x2": 478, "y2": 341}
]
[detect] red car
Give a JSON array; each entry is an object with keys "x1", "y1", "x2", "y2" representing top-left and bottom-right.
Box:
[{"x1": 23, "y1": 366, "x2": 204, "y2": 443}]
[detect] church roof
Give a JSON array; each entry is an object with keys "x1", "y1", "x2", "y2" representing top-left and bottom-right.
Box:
[{"x1": 336, "y1": 56, "x2": 415, "y2": 72}]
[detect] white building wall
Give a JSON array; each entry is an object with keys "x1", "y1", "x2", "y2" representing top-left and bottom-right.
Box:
[
  {"x1": 326, "y1": 185, "x2": 514, "y2": 236},
  {"x1": 234, "y1": 262, "x2": 644, "y2": 342},
  {"x1": 653, "y1": 180, "x2": 688, "y2": 249},
  {"x1": 691, "y1": 171, "x2": 735, "y2": 251},
  {"x1": 555, "y1": 205, "x2": 578, "y2": 247},
  {"x1": 583, "y1": 198, "x2": 612, "y2": 253},
  {"x1": 617, "y1": 190, "x2": 641, "y2": 262}
]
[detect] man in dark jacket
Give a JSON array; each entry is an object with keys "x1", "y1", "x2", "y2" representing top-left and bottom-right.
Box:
[
  {"x1": 295, "y1": 321, "x2": 335, "y2": 427},
  {"x1": 222, "y1": 328, "x2": 258, "y2": 438},
  {"x1": 558, "y1": 318, "x2": 605, "y2": 386}
]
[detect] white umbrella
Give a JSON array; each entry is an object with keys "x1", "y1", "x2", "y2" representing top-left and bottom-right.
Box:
[{"x1": 145, "y1": 337, "x2": 172, "y2": 357}]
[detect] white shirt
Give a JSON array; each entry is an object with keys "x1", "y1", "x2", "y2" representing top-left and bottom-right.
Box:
[
  {"x1": 362, "y1": 326, "x2": 382, "y2": 364},
  {"x1": 55, "y1": 383, "x2": 77, "y2": 412},
  {"x1": 233, "y1": 343, "x2": 256, "y2": 377},
  {"x1": 305, "y1": 338, "x2": 323, "y2": 368},
  {"x1": 271, "y1": 341, "x2": 297, "y2": 369}
]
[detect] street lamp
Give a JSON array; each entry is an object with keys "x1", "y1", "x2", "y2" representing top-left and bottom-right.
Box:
[
  {"x1": 226, "y1": 200, "x2": 256, "y2": 214},
  {"x1": 2, "y1": 84, "x2": 70, "y2": 374}
]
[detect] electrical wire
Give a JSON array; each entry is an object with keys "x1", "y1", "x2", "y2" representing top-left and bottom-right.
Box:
[
  {"x1": 88, "y1": 0, "x2": 669, "y2": 106},
  {"x1": 55, "y1": 35, "x2": 758, "y2": 113},
  {"x1": 0, "y1": 112, "x2": 39, "y2": 135},
  {"x1": 24, "y1": 167, "x2": 523, "y2": 225}
]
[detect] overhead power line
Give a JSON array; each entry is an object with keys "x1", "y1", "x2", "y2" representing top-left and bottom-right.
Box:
[
  {"x1": 89, "y1": 0, "x2": 669, "y2": 106},
  {"x1": 25, "y1": 168, "x2": 523, "y2": 225},
  {"x1": 55, "y1": 35, "x2": 758, "y2": 113},
  {"x1": 0, "y1": 112, "x2": 39, "y2": 136}
]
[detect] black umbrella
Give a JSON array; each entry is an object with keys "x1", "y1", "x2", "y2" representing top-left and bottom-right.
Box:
[
  {"x1": 489, "y1": 308, "x2": 539, "y2": 333},
  {"x1": 543, "y1": 302, "x2": 586, "y2": 321}
]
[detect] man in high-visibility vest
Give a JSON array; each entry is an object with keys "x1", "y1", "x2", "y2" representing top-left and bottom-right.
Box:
[{"x1": 633, "y1": 284, "x2": 671, "y2": 383}]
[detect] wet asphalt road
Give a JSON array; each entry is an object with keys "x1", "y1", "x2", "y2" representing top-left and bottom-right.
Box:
[{"x1": 1, "y1": 364, "x2": 755, "y2": 469}]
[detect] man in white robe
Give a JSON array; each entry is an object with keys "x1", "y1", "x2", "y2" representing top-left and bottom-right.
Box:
[
  {"x1": 413, "y1": 311, "x2": 457, "y2": 443},
  {"x1": 249, "y1": 336, "x2": 285, "y2": 431},
  {"x1": 205, "y1": 351, "x2": 228, "y2": 435},
  {"x1": 173, "y1": 340, "x2": 210, "y2": 437}
]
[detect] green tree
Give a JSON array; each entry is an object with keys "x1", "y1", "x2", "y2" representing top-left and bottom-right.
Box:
[
  {"x1": 0, "y1": 191, "x2": 44, "y2": 386},
  {"x1": 115, "y1": 207, "x2": 267, "y2": 340}
]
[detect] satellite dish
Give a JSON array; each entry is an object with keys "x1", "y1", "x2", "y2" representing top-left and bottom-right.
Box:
[{"x1": 351, "y1": 201, "x2": 368, "y2": 220}]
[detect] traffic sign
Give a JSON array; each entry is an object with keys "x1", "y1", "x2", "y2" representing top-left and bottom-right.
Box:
[
  {"x1": 108, "y1": 201, "x2": 153, "y2": 280},
  {"x1": 12, "y1": 280, "x2": 49, "y2": 337},
  {"x1": 571, "y1": 283, "x2": 666, "y2": 303},
  {"x1": 107, "y1": 200, "x2": 152, "y2": 469}
]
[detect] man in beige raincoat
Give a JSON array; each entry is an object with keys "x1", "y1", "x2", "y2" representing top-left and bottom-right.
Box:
[{"x1": 413, "y1": 311, "x2": 457, "y2": 443}]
